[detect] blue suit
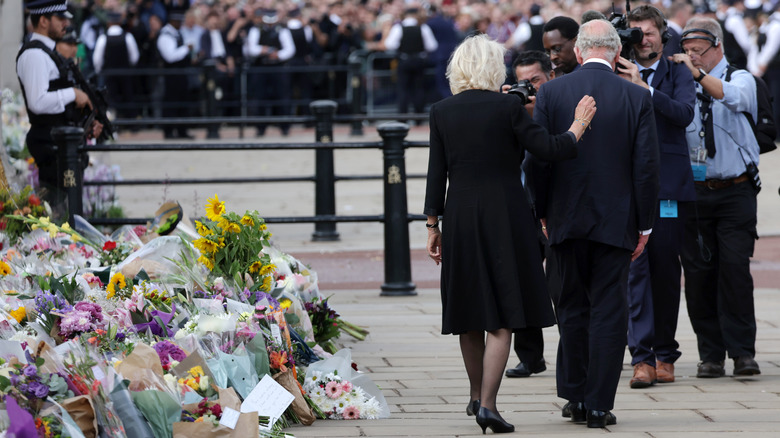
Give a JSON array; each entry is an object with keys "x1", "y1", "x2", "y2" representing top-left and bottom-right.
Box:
[
  {"x1": 627, "y1": 57, "x2": 696, "y2": 368},
  {"x1": 529, "y1": 61, "x2": 660, "y2": 411}
]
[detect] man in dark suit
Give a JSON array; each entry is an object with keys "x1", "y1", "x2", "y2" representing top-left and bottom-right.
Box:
[
  {"x1": 528, "y1": 19, "x2": 660, "y2": 428},
  {"x1": 615, "y1": 5, "x2": 696, "y2": 389}
]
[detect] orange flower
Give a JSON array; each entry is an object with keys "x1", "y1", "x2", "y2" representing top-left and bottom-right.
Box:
[{"x1": 269, "y1": 351, "x2": 288, "y2": 372}]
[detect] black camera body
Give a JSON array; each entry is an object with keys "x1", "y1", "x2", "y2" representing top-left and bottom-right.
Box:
[
  {"x1": 609, "y1": 1, "x2": 643, "y2": 60},
  {"x1": 507, "y1": 79, "x2": 536, "y2": 105}
]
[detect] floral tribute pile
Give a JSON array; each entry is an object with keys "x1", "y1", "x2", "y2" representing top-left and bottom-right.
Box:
[{"x1": 0, "y1": 193, "x2": 388, "y2": 438}]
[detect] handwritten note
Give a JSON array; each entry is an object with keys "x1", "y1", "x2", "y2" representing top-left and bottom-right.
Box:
[
  {"x1": 240, "y1": 375, "x2": 294, "y2": 429},
  {"x1": 219, "y1": 407, "x2": 240, "y2": 429}
]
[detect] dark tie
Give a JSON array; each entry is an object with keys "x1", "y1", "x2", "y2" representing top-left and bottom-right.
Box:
[
  {"x1": 641, "y1": 68, "x2": 654, "y2": 84},
  {"x1": 698, "y1": 90, "x2": 717, "y2": 158}
]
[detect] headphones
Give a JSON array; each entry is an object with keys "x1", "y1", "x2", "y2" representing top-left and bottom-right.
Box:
[
  {"x1": 628, "y1": 5, "x2": 672, "y2": 46},
  {"x1": 680, "y1": 28, "x2": 721, "y2": 48}
]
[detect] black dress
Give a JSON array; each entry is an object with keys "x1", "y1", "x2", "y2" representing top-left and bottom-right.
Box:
[{"x1": 423, "y1": 89, "x2": 578, "y2": 334}]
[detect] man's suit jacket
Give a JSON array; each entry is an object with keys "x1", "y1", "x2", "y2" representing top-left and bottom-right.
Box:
[
  {"x1": 649, "y1": 57, "x2": 696, "y2": 201},
  {"x1": 663, "y1": 27, "x2": 682, "y2": 59},
  {"x1": 199, "y1": 30, "x2": 227, "y2": 62},
  {"x1": 529, "y1": 61, "x2": 660, "y2": 252}
]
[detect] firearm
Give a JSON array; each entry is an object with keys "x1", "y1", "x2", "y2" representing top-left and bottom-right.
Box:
[{"x1": 64, "y1": 58, "x2": 115, "y2": 142}]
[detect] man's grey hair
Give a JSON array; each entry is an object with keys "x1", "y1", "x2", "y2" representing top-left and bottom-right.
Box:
[
  {"x1": 683, "y1": 17, "x2": 724, "y2": 43},
  {"x1": 574, "y1": 19, "x2": 621, "y2": 60}
]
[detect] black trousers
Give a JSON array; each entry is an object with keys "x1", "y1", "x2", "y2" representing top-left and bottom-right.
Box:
[
  {"x1": 163, "y1": 72, "x2": 192, "y2": 137},
  {"x1": 681, "y1": 182, "x2": 757, "y2": 362},
  {"x1": 397, "y1": 55, "x2": 426, "y2": 114},
  {"x1": 627, "y1": 203, "x2": 687, "y2": 366},
  {"x1": 26, "y1": 127, "x2": 69, "y2": 219},
  {"x1": 552, "y1": 239, "x2": 631, "y2": 412}
]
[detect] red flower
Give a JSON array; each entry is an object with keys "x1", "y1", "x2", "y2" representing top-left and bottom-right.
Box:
[
  {"x1": 103, "y1": 241, "x2": 117, "y2": 251},
  {"x1": 28, "y1": 194, "x2": 41, "y2": 206},
  {"x1": 209, "y1": 403, "x2": 222, "y2": 417}
]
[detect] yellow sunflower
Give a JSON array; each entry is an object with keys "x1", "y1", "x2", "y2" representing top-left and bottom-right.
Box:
[
  {"x1": 260, "y1": 264, "x2": 276, "y2": 276},
  {"x1": 205, "y1": 194, "x2": 226, "y2": 221},
  {"x1": 0, "y1": 260, "x2": 12, "y2": 276},
  {"x1": 195, "y1": 220, "x2": 213, "y2": 236},
  {"x1": 240, "y1": 215, "x2": 255, "y2": 227},
  {"x1": 107, "y1": 272, "x2": 126, "y2": 299},
  {"x1": 279, "y1": 298, "x2": 292, "y2": 309},
  {"x1": 9, "y1": 307, "x2": 27, "y2": 323},
  {"x1": 248, "y1": 261, "x2": 263, "y2": 274},
  {"x1": 217, "y1": 218, "x2": 241, "y2": 234},
  {"x1": 198, "y1": 255, "x2": 214, "y2": 271},
  {"x1": 193, "y1": 238, "x2": 218, "y2": 254},
  {"x1": 261, "y1": 275, "x2": 273, "y2": 291}
]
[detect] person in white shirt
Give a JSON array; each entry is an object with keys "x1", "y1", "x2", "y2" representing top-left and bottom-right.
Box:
[
  {"x1": 749, "y1": 5, "x2": 780, "y2": 137},
  {"x1": 93, "y1": 10, "x2": 140, "y2": 118},
  {"x1": 384, "y1": 7, "x2": 438, "y2": 115},
  {"x1": 157, "y1": 9, "x2": 195, "y2": 139}
]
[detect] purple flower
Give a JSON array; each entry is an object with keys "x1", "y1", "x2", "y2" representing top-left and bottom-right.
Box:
[
  {"x1": 59, "y1": 310, "x2": 94, "y2": 337},
  {"x1": 193, "y1": 290, "x2": 206, "y2": 298},
  {"x1": 133, "y1": 304, "x2": 177, "y2": 337},
  {"x1": 9, "y1": 373, "x2": 21, "y2": 386},
  {"x1": 22, "y1": 365, "x2": 37, "y2": 378},
  {"x1": 27, "y1": 380, "x2": 50, "y2": 399},
  {"x1": 115, "y1": 331, "x2": 126, "y2": 342},
  {"x1": 34, "y1": 291, "x2": 72, "y2": 315},
  {"x1": 153, "y1": 340, "x2": 187, "y2": 368},
  {"x1": 74, "y1": 301, "x2": 104, "y2": 323}
]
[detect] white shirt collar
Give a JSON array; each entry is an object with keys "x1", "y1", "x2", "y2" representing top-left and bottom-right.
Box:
[
  {"x1": 401, "y1": 17, "x2": 419, "y2": 26},
  {"x1": 583, "y1": 58, "x2": 613, "y2": 69},
  {"x1": 635, "y1": 58, "x2": 660, "y2": 72},
  {"x1": 31, "y1": 32, "x2": 56, "y2": 50}
]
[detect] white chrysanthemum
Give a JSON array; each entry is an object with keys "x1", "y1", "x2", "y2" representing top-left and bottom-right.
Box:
[
  {"x1": 325, "y1": 372, "x2": 340, "y2": 382},
  {"x1": 361, "y1": 398, "x2": 382, "y2": 419}
]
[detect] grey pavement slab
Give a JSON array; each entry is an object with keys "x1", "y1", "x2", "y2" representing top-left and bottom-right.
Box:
[{"x1": 283, "y1": 287, "x2": 780, "y2": 436}]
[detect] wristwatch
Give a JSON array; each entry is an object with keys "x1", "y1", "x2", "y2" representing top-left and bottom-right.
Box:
[{"x1": 695, "y1": 68, "x2": 707, "y2": 82}]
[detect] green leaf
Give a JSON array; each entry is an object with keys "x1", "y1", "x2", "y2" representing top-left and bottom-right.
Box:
[
  {"x1": 0, "y1": 375, "x2": 11, "y2": 390},
  {"x1": 135, "y1": 269, "x2": 151, "y2": 283},
  {"x1": 35, "y1": 356, "x2": 45, "y2": 367}
]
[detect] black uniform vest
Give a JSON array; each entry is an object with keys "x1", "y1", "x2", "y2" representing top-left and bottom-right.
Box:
[
  {"x1": 104, "y1": 32, "x2": 130, "y2": 69},
  {"x1": 16, "y1": 40, "x2": 76, "y2": 126},
  {"x1": 718, "y1": 18, "x2": 747, "y2": 69},
  {"x1": 399, "y1": 25, "x2": 424, "y2": 55},
  {"x1": 257, "y1": 26, "x2": 283, "y2": 65},
  {"x1": 290, "y1": 27, "x2": 311, "y2": 60},
  {"x1": 161, "y1": 26, "x2": 190, "y2": 68}
]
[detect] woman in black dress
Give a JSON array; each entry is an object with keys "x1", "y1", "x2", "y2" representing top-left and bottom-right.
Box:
[{"x1": 424, "y1": 34, "x2": 596, "y2": 434}]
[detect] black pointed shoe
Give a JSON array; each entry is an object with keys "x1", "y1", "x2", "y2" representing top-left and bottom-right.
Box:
[
  {"x1": 586, "y1": 410, "x2": 617, "y2": 428},
  {"x1": 466, "y1": 399, "x2": 481, "y2": 416},
  {"x1": 476, "y1": 407, "x2": 515, "y2": 434},
  {"x1": 567, "y1": 402, "x2": 586, "y2": 423},
  {"x1": 505, "y1": 358, "x2": 547, "y2": 378}
]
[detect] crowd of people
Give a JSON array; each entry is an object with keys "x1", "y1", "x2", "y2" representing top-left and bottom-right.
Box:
[{"x1": 22, "y1": 0, "x2": 778, "y2": 136}]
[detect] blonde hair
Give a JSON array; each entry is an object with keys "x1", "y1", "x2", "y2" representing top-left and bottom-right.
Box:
[{"x1": 447, "y1": 34, "x2": 507, "y2": 95}]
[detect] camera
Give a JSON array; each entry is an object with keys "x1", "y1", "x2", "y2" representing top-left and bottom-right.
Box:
[
  {"x1": 745, "y1": 162, "x2": 762, "y2": 193},
  {"x1": 609, "y1": 0, "x2": 643, "y2": 60},
  {"x1": 507, "y1": 80, "x2": 536, "y2": 105}
]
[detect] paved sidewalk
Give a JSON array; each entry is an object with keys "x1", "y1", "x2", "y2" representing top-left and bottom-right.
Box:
[{"x1": 284, "y1": 286, "x2": 780, "y2": 437}]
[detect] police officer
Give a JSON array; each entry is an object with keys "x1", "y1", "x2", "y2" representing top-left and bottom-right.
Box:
[
  {"x1": 384, "y1": 7, "x2": 438, "y2": 115},
  {"x1": 93, "y1": 10, "x2": 140, "y2": 119},
  {"x1": 158, "y1": 8, "x2": 195, "y2": 139},
  {"x1": 17, "y1": 0, "x2": 101, "y2": 217}
]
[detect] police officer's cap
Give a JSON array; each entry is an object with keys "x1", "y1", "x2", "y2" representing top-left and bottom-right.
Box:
[
  {"x1": 25, "y1": 0, "x2": 73, "y2": 18},
  {"x1": 404, "y1": 7, "x2": 420, "y2": 15},
  {"x1": 260, "y1": 9, "x2": 278, "y2": 24},
  {"x1": 168, "y1": 7, "x2": 187, "y2": 22},
  {"x1": 106, "y1": 10, "x2": 123, "y2": 24}
]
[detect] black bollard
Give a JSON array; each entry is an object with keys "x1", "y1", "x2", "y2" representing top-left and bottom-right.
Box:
[
  {"x1": 378, "y1": 122, "x2": 417, "y2": 296},
  {"x1": 51, "y1": 126, "x2": 85, "y2": 228},
  {"x1": 310, "y1": 100, "x2": 340, "y2": 241},
  {"x1": 349, "y1": 59, "x2": 364, "y2": 136}
]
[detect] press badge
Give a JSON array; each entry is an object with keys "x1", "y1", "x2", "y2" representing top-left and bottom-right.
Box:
[
  {"x1": 660, "y1": 200, "x2": 678, "y2": 218},
  {"x1": 691, "y1": 164, "x2": 706, "y2": 181}
]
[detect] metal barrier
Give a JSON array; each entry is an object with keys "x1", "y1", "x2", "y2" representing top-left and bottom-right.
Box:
[{"x1": 55, "y1": 100, "x2": 424, "y2": 296}]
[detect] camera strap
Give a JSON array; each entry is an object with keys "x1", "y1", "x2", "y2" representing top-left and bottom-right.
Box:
[{"x1": 697, "y1": 88, "x2": 717, "y2": 158}]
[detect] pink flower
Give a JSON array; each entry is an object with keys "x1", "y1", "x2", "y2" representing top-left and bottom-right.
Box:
[
  {"x1": 325, "y1": 381, "x2": 343, "y2": 399},
  {"x1": 340, "y1": 380, "x2": 353, "y2": 393},
  {"x1": 125, "y1": 290, "x2": 145, "y2": 312},
  {"x1": 109, "y1": 308, "x2": 133, "y2": 328},
  {"x1": 342, "y1": 406, "x2": 360, "y2": 420}
]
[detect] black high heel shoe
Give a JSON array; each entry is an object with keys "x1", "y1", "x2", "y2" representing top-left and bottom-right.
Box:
[
  {"x1": 476, "y1": 407, "x2": 515, "y2": 434},
  {"x1": 466, "y1": 399, "x2": 481, "y2": 416}
]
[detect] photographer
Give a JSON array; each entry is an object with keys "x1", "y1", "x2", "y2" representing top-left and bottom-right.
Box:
[
  {"x1": 671, "y1": 18, "x2": 761, "y2": 378},
  {"x1": 501, "y1": 50, "x2": 555, "y2": 380},
  {"x1": 615, "y1": 5, "x2": 696, "y2": 389}
]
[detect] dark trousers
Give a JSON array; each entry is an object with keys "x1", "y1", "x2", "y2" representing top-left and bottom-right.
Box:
[
  {"x1": 513, "y1": 241, "x2": 559, "y2": 364},
  {"x1": 764, "y1": 67, "x2": 780, "y2": 140},
  {"x1": 552, "y1": 239, "x2": 631, "y2": 412},
  {"x1": 250, "y1": 65, "x2": 291, "y2": 135},
  {"x1": 627, "y1": 204, "x2": 686, "y2": 366},
  {"x1": 26, "y1": 127, "x2": 71, "y2": 220},
  {"x1": 105, "y1": 71, "x2": 137, "y2": 119},
  {"x1": 681, "y1": 182, "x2": 757, "y2": 362},
  {"x1": 162, "y1": 72, "x2": 192, "y2": 137},
  {"x1": 397, "y1": 55, "x2": 426, "y2": 114}
]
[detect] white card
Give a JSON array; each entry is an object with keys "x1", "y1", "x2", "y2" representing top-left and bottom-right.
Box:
[
  {"x1": 240, "y1": 374, "x2": 294, "y2": 429},
  {"x1": 0, "y1": 340, "x2": 26, "y2": 363},
  {"x1": 226, "y1": 299, "x2": 254, "y2": 315},
  {"x1": 270, "y1": 323, "x2": 283, "y2": 346},
  {"x1": 219, "y1": 407, "x2": 240, "y2": 429}
]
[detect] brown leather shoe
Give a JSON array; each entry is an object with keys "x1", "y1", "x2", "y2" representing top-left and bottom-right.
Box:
[
  {"x1": 630, "y1": 362, "x2": 657, "y2": 388},
  {"x1": 656, "y1": 360, "x2": 675, "y2": 383}
]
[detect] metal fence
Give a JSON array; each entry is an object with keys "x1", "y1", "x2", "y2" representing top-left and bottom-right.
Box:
[{"x1": 53, "y1": 100, "x2": 428, "y2": 296}]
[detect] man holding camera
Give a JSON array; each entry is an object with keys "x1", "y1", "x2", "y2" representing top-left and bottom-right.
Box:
[
  {"x1": 615, "y1": 5, "x2": 696, "y2": 389},
  {"x1": 671, "y1": 18, "x2": 761, "y2": 378},
  {"x1": 503, "y1": 51, "x2": 555, "y2": 379}
]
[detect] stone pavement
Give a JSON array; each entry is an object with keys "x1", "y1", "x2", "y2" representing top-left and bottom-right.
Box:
[{"x1": 108, "y1": 125, "x2": 780, "y2": 437}]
